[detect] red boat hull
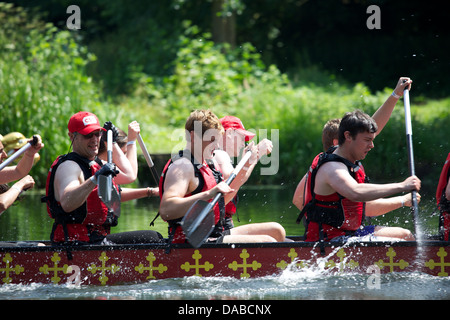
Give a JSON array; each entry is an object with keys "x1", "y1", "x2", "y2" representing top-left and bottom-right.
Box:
[{"x1": 1, "y1": 241, "x2": 450, "y2": 286}]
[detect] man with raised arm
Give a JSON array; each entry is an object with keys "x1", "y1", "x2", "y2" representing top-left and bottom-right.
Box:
[{"x1": 303, "y1": 110, "x2": 420, "y2": 243}]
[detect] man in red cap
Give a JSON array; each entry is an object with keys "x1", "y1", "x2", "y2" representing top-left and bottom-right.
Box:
[
  {"x1": 44, "y1": 111, "x2": 134, "y2": 244},
  {"x1": 211, "y1": 115, "x2": 286, "y2": 240}
]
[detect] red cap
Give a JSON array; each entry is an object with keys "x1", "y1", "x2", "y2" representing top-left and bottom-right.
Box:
[
  {"x1": 68, "y1": 111, "x2": 105, "y2": 135},
  {"x1": 220, "y1": 116, "x2": 255, "y2": 141}
]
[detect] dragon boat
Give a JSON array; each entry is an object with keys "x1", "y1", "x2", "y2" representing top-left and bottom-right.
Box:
[{"x1": 1, "y1": 238, "x2": 450, "y2": 286}]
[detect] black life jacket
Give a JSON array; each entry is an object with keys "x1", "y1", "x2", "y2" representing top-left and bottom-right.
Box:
[
  {"x1": 41, "y1": 152, "x2": 118, "y2": 244},
  {"x1": 297, "y1": 151, "x2": 368, "y2": 253}
]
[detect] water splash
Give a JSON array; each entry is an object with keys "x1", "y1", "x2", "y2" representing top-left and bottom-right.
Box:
[{"x1": 2, "y1": 268, "x2": 450, "y2": 300}]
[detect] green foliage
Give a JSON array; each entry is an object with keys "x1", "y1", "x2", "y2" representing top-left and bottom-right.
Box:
[
  {"x1": 1, "y1": 3, "x2": 449, "y2": 195},
  {"x1": 133, "y1": 23, "x2": 450, "y2": 189},
  {"x1": 13, "y1": 0, "x2": 450, "y2": 98},
  {"x1": 0, "y1": 3, "x2": 109, "y2": 183},
  {"x1": 85, "y1": 0, "x2": 183, "y2": 96},
  {"x1": 135, "y1": 22, "x2": 287, "y2": 125}
]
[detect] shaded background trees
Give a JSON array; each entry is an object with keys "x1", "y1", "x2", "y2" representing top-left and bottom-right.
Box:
[
  {"x1": 12, "y1": 0, "x2": 449, "y2": 97},
  {"x1": 2, "y1": 0, "x2": 449, "y2": 195}
]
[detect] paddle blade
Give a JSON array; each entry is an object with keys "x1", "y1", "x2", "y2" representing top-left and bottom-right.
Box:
[
  {"x1": 110, "y1": 187, "x2": 121, "y2": 217},
  {"x1": 182, "y1": 200, "x2": 215, "y2": 248},
  {"x1": 97, "y1": 175, "x2": 121, "y2": 217}
]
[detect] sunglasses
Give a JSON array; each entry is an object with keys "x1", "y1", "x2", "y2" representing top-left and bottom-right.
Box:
[{"x1": 81, "y1": 130, "x2": 102, "y2": 139}]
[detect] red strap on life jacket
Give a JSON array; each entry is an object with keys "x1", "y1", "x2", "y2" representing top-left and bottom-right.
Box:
[{"x1": 436, "y1": 152, "x2": 450, "y2": 205}]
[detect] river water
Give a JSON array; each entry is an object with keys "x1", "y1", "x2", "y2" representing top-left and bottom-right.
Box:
[{"x1": 1, "y1": 186, "x2": 449, "y2": 300}]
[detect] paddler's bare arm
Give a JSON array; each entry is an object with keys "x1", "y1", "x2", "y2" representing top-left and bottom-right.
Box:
[
  {"x1": 372, "y1": 77, "x2": 412, "y2": 136},
  {"x1": 111, "y1": 121, "x2": 140, "y2": 184},
  {"x1": 234, "y1": 140, "x2": 271, "y2": 185},
  {"x1": 110, "y1": 142, "x2": 136, "y2": 184},
  {"x1": 0, "y1": 135, "x2": 44, "y2": 184},
  {"x1": 210, "y1": 151, "x2": 240, "y2": 202},
  {"x1": 213, "y1": 149, "x2": 249, "y2": 197},
  {"x1": 54, "y1": 160, "x2": 96, "y2": 213},
  {"x1": 214, "y1": 140, "x2": 267, "y2": 191},
  {"x1": 159, "y1": 159, "x2": 234, "y2": 221},
  {"x1": 0, "y1": 175, "x2": 35, "y2": 214},
  {"x1": 316, "y1": 161, "x2": 421, "y2": 202},
  {"x1": 366, "y1": 193, "x2": 421, "y2": 217},
  {"x1": 124, "y1": 121, "x2": 140, "y2": 178},
  {"x1": 292, "y1": 173, "x2": 307, "y2": 211},
  {"x1": 213, "y1": 150, "x2": 234, "y2": 178}
]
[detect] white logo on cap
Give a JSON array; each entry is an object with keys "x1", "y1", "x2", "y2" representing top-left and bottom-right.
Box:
[{"x1": 82, "y1": 116, "x2": 97, "y2": 126}]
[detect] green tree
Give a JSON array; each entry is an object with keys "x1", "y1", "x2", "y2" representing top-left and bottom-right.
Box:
[{"x1": 0, "y1": 3, "x2": 108, "y2": 185}]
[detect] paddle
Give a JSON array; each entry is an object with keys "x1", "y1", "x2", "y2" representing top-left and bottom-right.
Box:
[
  {"x1": 0, "y1": 135, "x2": 38, "y2": 171},
  {"x1": 182, "y1": 150, "x2": 253, "y2": 248},
  {"x1": 97, "y1": 130, "x2": 121, "y2": 217},
  {"x1": 137, "y1": 133, "x2": 163, "y2": 227},
  {"x1": 403, "y1": 84, "x2": 420, "y2": 235},
  {"x1": 137, "y1": 133, "x2": 160, "y2": 185}
]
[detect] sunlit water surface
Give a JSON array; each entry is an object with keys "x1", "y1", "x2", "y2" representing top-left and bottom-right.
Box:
[{"x1": 2, "y1": 270, "x2": 450, "y2": 300}]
